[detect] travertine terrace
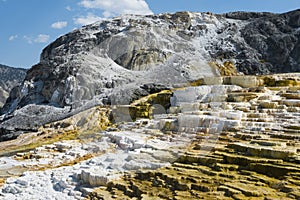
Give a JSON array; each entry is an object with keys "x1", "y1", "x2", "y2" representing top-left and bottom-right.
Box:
[{"x1": 1, "y1": 73, "x2": 300, "y2": 199}]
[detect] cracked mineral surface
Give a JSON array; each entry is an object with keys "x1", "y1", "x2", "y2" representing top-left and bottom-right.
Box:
[
  {"x1": 1, "y1": 9, "x2": 300, "y2": 200},
  {"x1": 0, "y1": 74, "x2": 300, "y2": 199}
]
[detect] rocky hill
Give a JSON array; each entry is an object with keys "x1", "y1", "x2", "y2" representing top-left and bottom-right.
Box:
[
  {"x1": 1, "y1": 9, "x2": 300, "y2": 140},
  {"x1": 0, "y1": 9, "x2": 300, "y2": 200},
  {"x1": 0, "y1": 64, "x2": 26, "y2": 108}
]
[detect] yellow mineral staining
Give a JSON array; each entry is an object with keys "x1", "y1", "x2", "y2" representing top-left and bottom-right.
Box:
[
  {"x1": 36, "y1": 153, "x2": 94, "y2": 171},
  {"x1": 131, "y1": 90, "x2": 172, "y2": 108},
  {"x1": 189, "y1": 79, "x2": 204, "y2": 86},
  {"x1": 112, "y1": 90, "x2": 173, "y2": 122},
  {"x1": 260, "y1": 74, "x2": 300, "y2": 87},
  {"x1": 130, "y1": 90, "x2": 173, "y2": 119},
  {"x1": 262, "y1": 76, "x2": 276, "y2": 86},
  {"x1": 86, "y1": 73, "x2": 300, "y2": 200},
  {"x1": 209, "y1": 61, "x2": 239, "y2": 76},
  {"x1": 2, "y1": 73, "x2": 300, "y2": 199},
  {"x1": 76, "y1": 106, "x2": 111, "y2": 133},
  {"x1": 88, "y1": 141, "x2": 298, "y2": 199},
  {"x1": 0, "y1": 129, "x2": 80, "y2": 158},
  {"x1": 0, "y1": 106, "x2": 111, "y2": 157},
  {"x1": 0, "y1": 178, "x2": 5, "y2": 187}
]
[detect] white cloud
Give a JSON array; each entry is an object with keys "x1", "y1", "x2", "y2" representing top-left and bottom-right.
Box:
[
  {"x1": 34, "y1": 34, "x2": 50, "y2": 43},
  {"x1": 79, "y1": 0, "x2": 153, "y2": 18},
  {"x1": 23, "y1": 36, "x2": 33, "y2": 44},
  {"x1": 24, "y1": 34, "x2": 50, "y2": 44},
  {"x1": 51, "y1": 21, "x2": 68, "y2": 29},
  {"x1": 8, "y1": 35, "x2": 18, "y2": 41},
  {"x1": 66, "y1": 6, "x2": 72, "y2": 11},
  {"x1": 74, "y1": 13, "x2": 103, "y2": 26}
]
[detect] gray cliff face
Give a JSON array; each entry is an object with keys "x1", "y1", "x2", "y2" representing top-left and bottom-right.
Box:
[
  {"x1": 2, "y1": 11, "x2": 221, "y2": 114},
  {"x1": 0, "y1": 64, "x2": 26, "y2": 107},
  {"x1": 1, "y1": 9, "x2": 300, "y2": 140},
  {"x1": 228, "y1": 10, "x2": 300, "y2": 74}
]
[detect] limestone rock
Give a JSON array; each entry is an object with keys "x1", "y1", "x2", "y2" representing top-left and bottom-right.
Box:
[
  {"x1": 85, "y1": 73, "x2": 300, "y2": 199},
  {"x1": 1, "y1": 73, "x2": 300, "y2": 199},
  {"x1": 2, "y1": 9, "x2": 300, "y2": 140}
]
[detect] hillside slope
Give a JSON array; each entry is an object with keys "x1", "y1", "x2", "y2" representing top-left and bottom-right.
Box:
[{"x1": 1, "y1": 9, "x2": 300, "y2": 140}]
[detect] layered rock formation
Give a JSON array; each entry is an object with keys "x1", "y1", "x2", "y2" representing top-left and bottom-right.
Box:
[
  {"x1": 0, "y1": 64, "x2": 26, "y2": 107},
  {"x1": 1, "y1": 9, "x2": 300, "y2": 141},
  {"x1": 0, "y1": 9, "x2": 300, "y2": 199},
  {"x1": 0, "y1": 73, "x2": 300, "y2": 199},
  {"x1": 89, "y1": 74, "x2": 300, "y2": 199}
]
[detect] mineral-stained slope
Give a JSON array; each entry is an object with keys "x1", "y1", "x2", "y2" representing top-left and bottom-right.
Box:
[
  {"x1": 1, "y1": 8, "x2": 300, "y2": 200},
  {"x1": 0, "y1": 74, "x2": 300, "y2": 199},
  {"x1": 90, "y1": 75, "x2": 300, "y2": 200},
  {"x1": 1, "y1": 10, "x2": 300, "y2": 140}
]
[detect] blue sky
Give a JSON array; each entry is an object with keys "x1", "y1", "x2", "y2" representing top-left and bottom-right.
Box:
[{"x1": 0, "y1": 0, "x2": 299, "y2": 68}]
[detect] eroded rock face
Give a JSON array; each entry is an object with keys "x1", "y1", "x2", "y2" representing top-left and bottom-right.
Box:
[
  {"x1": 239, "y1": 9, "x2": 300, "y2": 74},
  {"x1": 114, "y1": 48, "x2": 171, "y2": 70},
  {"x1": 1, "y1": 9, "x2": 300, "y2": 140},
  {"x1": 0, "y1": 64, "x2": 26, "y2": 107},
  {"x1": 4, "y1": 9, "x2": 300, "y2": 112}
]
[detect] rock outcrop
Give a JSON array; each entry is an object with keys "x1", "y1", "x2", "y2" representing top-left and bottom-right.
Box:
[
  {"x1": 1, "y1": 9, "x2": 300, "y2": 140},
  {"x1": 0, "y1": 64, "x2": 26, "y2": 107},
  {"x1": 0, "y1": 73, "x2": 300, "y2": 199},
  {"x1": 88, "y1": 74, "x2": 300, "y2": 199}
]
